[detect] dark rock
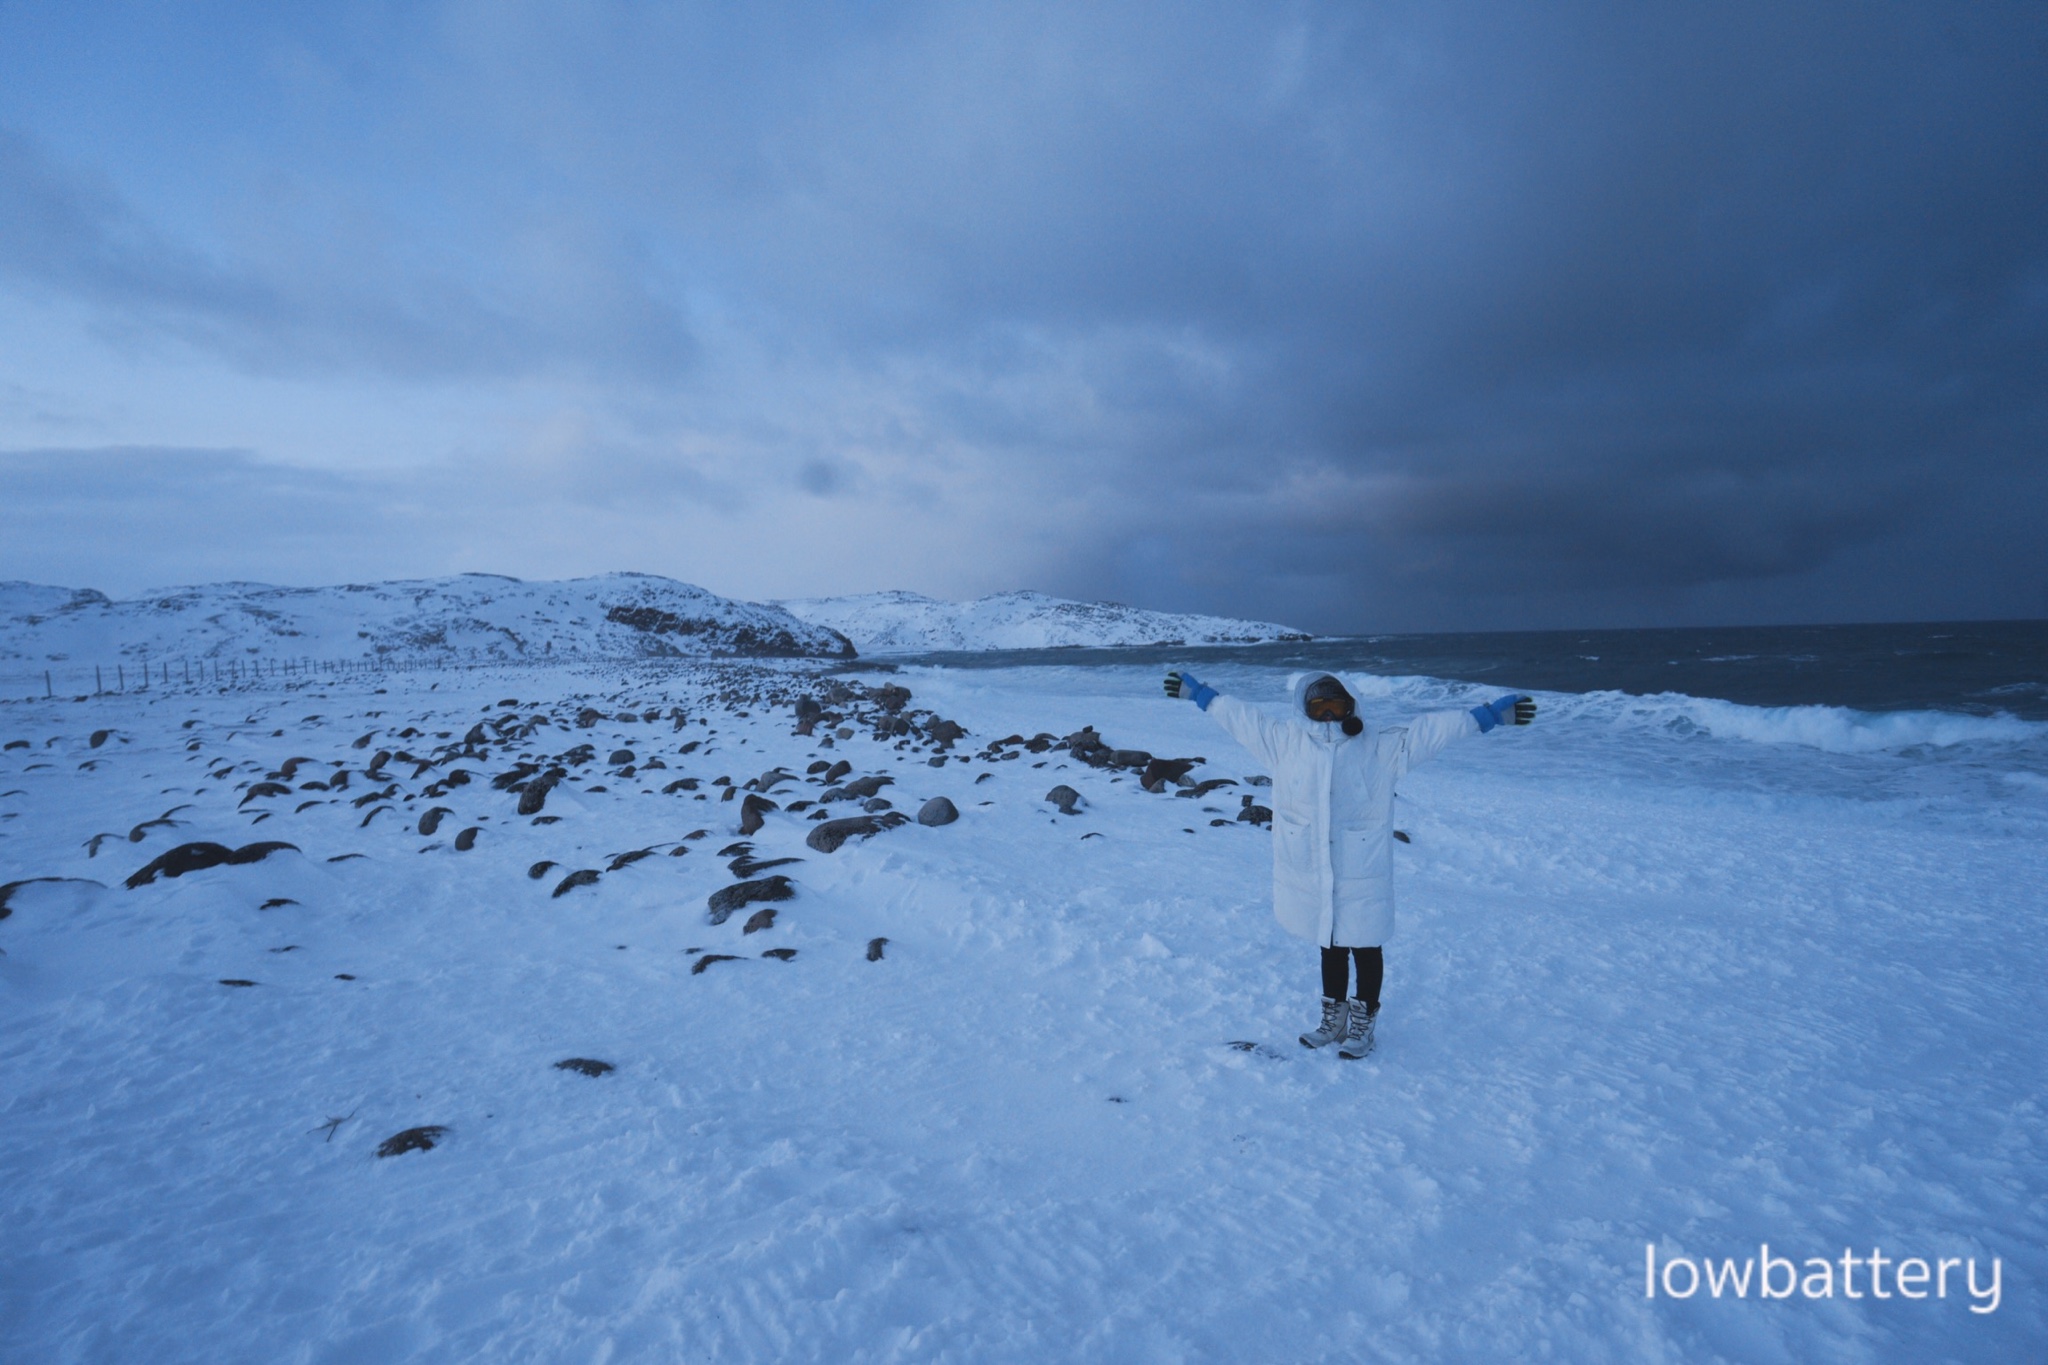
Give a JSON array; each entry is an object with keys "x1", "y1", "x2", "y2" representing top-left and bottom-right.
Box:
[
  {"x1": 89, "y1": 729, "x2": 112, "y2": 748},
  {"x1": 219, "y1": 978, "x2": 257, "y2": 987},
  {"x1": 872, "y1": 684, "x2": 912, "y2": 712},
  {"x1": 259, "y1": 897, "x2": 297, "y2": 909},
  {"x1": 805, "y1": 760, "x2": 832, "y2": 775},
  {"x1": 376, "y1": 1126, "x2": 447, "y2": 1157},
  {"x1": 1238, "y1": 801, "x2": 1272, "y2": 826},
  {"x1": 738, "y1": 792, "x2": 778, "y2": 835},
  {"x1": 662, "y1": 777, "x2": 701, "y2": 794},
  {"x1": 729, "y1": 854, "x2": 801, "y2": 878},
  {"x1": 1109, "y1": 749, "x2": 1153, "y2": 770},
  {"x1": 418, "y1": 806, "x2": 453, "y2": 836},
  {"x1": 517, "y1": 772, "x2": 561, "y2": 816},
  {"x1": 823, "y1": 774, "x2": 893, "y2": 802},
  {"x1": 125, "y1": 841, "x2": 299, "y2": 889},
  {"x1": 454, "y1": 827, "x2": 479, "y2": 852},
  {"x1": 928, "y1": 718, "x2": 965, "y2": 746},
  {"x1": 1139, "y1": 758, "x2": 1196, "y2": 793},
  {"x1": 1189, "y1": 778, "x2": 1239, "y2": 797},
  {"x1": 742, "y1": 907, "x2": 777, "y2": 934},
  {"x1": 866, "y1": 937, "x2": 888, "y2": 961},
  {"x1": 608, "y1": 749, "x2": 635, "y2": 765},
  {"x1": 707, "y1": 874, "x2": 796, "y2": 925},
  {"x1": 554, "y1": 1058, "x2": 614, "y2": 1077},
  {"x1": 576, "y1": 708, "x2": 603, "y2": 728},
  {"x1": 862, "y1": 797, "x2": 894, "y2": 813},
  {"x1": 552, "y1": 868, "x2": 602, "y2": 898},
  {"x1": 238, "y1": 782, "x2": 292, "y2": 806},
  {"x1": 761, "y1": 947, "x2": 797, "y2": 961},
  {"x1": 1393, "y1": 830, "x2": 1411, "y2": 844},
  {"x1": 1045, "y1": 785, "x2": 1083, "y2": 815},
  {"x1": 691, "y1": 953, "x2": 741, "y2": 974},
  {"x1": 805, "y1": 812, "x2": 909, "y2": 853},
  {"x1": 527, "y1": 861, "x2": 557, "y2": 880},
  {"x1": 607, "y1": 848, "x2": 657, "y2": 871},
  {"x1": 916, "y1": 796, "x2": 958, "y2": 827},
  {"x1": 487, "y1": 765, "x2": 536, "y2": 794}
]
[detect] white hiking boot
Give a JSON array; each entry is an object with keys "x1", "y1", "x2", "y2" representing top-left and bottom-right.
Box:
[
  {"x1": 1338, "y1": 1002, "x2": 1378, "y2": 1059},
  {"x1": 1299, "y1": 995, "x2": 1350, "y2": 1049}
]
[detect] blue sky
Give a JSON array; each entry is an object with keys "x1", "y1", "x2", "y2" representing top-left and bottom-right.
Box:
[{"x1": 2, "y1": 1, "x2": 2043, "y2": 631}]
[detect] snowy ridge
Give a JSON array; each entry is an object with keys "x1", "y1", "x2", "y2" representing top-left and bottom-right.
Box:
[
  {"x1": 775, "y1": 589, "x2": 1311, "y2": 655},
  {"x1": 0, "y1": 574, "x2": 854, "y2": 667}
]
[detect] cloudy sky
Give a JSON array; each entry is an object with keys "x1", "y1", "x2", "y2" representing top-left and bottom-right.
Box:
[{"x1": 1, "y1": 2, "x2": 2043, "y2": 633}]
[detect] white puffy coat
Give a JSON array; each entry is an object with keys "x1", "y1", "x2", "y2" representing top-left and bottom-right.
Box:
[{"x1": 1206, "y1": 674, "x2": 1481, "y2": 947}]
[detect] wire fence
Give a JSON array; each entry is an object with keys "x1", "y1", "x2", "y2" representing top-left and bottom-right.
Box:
[{"x1": 0, "y1": 655, "x2": 434, "y2": 701}]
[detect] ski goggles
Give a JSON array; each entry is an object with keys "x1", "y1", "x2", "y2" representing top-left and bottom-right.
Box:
[{"x1": 1304, "y1": 691, "x2": 1355, "y2": 722}]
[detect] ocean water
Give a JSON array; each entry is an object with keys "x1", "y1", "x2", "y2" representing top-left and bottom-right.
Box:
[{"x1": 892, "y1": 618, "x2": 2048, "y2": 720}]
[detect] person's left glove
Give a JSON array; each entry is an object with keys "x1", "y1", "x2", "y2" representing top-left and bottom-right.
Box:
[
  {"x1": 1164, "y1": 670, "x2": 1219, "y2": 710},
  {"x1": 1471, "y1": 694, "x2": 1536, "y2": 732}
]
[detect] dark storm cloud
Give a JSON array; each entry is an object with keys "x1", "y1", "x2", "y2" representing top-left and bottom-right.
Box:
[{"x1": 1, "y1": 1, "x2": 2042, "y2": 627}]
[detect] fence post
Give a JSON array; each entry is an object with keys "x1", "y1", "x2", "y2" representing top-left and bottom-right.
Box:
[
  {"x1": 96, "y1": 665, "x2": 103, "y2": 694},
  {"x1": 46, "y1": 670, "x2": 52, "y2": 698}
]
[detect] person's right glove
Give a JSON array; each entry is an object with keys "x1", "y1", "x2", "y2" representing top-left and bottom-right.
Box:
[
  {"x1": 1471, "y1": 694, "x2": 1536, "y2": 732},
  {"x1": 1164, "y1": 670, "x2": 1218, "y2": 711}
]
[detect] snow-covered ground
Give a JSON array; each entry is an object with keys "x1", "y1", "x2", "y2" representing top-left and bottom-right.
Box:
[
  {"x1": 0, "y1": 574, "x2": 854, "y2": 681},
  {"x1": 2, "y1": 658, "x2": 2044, "y2": 1362},
  {"x1": 776, "y1": 589, "x2": 1311, "y2": 654}
]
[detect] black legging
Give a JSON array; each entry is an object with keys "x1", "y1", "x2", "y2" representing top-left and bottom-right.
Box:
[{"x1": 1321, "y1": 946, "x2": 1383, "y2": 1012}]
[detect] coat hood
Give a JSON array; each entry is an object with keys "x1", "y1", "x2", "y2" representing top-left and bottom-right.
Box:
[{"x1": 1286, "y1": 671, "x2": 1379, "y2": 720}]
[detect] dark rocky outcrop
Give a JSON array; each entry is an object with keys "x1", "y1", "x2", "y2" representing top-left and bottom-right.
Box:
[
  {"x1": 738, "y1": 792, "x2": 777, "y2": 835},
  {"x1": 707, "y1": 874, "x2": 796, "y2": 925},
  {"x1": 377, "y1": 1126, "x2": 447, "y2": 1157},
  {"x1": 805, "y1": 812, "x2": 910, "y2": 853},
  {"x1": 125, "y1": 841, "x2": 300, "y2": 888}
]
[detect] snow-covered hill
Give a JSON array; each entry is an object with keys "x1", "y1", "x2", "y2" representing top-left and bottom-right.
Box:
[
  {"x1": 776, "y1": 589, "x2": 1311, "y2": 655},
  {"x1": 0, "y1": 574, "x2": 854, "y2": 668}
]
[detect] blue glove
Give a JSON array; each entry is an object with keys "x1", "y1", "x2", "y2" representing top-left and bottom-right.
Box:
[
  {"x1": 1164, "y1": 670, "x2": 1218, "y2": 711},
  {"x1": 1471, "y1": 694, "x2": 1536, "y2": 732}
]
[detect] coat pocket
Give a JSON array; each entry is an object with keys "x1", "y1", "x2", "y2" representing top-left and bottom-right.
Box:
[{"x1": 1273, "y1": 811, "x2": 1316, "y2": 876}]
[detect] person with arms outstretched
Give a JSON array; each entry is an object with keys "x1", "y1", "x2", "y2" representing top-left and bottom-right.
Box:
[{"x1": 1164, "y1": 668, "x2": 1535, "y2": 1058}]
